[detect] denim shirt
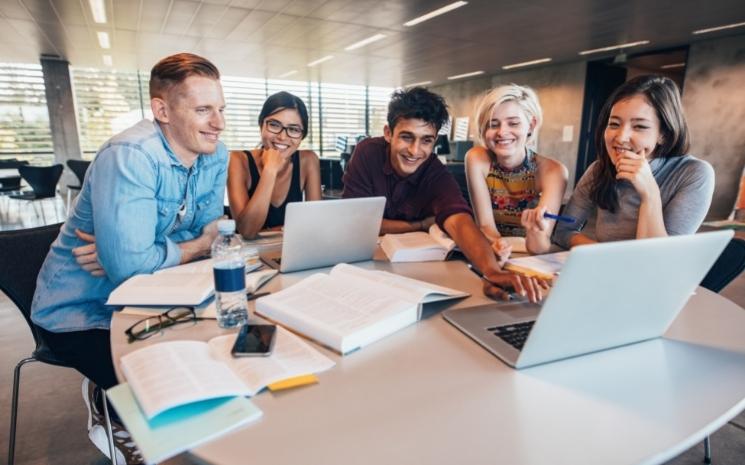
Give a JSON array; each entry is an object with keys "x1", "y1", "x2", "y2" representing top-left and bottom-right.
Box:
[{"x1": 31, "y1": 119, "x2": 227, "y2": 332}]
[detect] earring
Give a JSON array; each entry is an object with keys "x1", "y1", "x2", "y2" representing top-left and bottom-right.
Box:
[{"x1": 527, "y1": 131, "x2": 533, "y2": 137}]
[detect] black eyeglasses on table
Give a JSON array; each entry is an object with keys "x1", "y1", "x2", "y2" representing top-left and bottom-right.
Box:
[{"x1": 125, "y1": 306, "x2": 213, "y2": 343}]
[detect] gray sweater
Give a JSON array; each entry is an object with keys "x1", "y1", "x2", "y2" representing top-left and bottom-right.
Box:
[{"x1": 554, "y1": 155, "x2": 715, "y2": 249}]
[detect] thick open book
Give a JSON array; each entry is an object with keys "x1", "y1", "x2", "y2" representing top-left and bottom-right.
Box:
[
  {"x1": 381, "y1": 224, "x2": 456, "y2": 262},
  {"x1": 255, "y1": 263, "x2": 469, "y2": 354},
  {"x1": 504, "y1": 251, "x2": 569, "y2": 280},
  {"x1": 119, "y1": 326, "x2": 334, "y2": 420},
  {"x1": 107, "y1": 259, "x2": 276, "y2": 306},
  {"x1": 107, "y1": 383, "x2": 261, "y2": 465}
]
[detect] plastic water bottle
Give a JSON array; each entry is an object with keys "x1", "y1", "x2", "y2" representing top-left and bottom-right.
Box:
[{"x1": 212, "y1": 219, "x2": 248, "y2": 328}]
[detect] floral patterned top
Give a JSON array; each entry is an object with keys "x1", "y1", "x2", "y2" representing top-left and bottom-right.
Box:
[{"x1": 486, "y1": 148, "x2": 539, "y2": 237}]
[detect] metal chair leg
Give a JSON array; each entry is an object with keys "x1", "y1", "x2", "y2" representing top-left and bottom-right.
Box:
[
  {"x1": 102, "y1": 391, "x2": 117, "y2": 464},
  {"x1": 704, "y1": 435, "x2": 712, "y2": 464},
  {"x1": 8, "y1": 356, "x2": 38, "y2": 465}
]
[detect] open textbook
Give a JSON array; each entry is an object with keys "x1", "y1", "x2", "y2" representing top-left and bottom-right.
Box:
[
  {"x1": 119, "y1": 326, "x2": 334, "y2": 419},
  {"x1": 504, "y1": 251, "x2": 569, "y2": 280},
  {"x1": 107, "y1": 259, "x2": 277, "y2": 306},
  {"x1": 107, "y1": 384, "x2": 261, "y2": 465},
  {"x1": 255, "y1": 263, "x2": 469, "y2": 354},
  {"x1": 381, "y1": 224, "x2": 457, "y2": 262}
]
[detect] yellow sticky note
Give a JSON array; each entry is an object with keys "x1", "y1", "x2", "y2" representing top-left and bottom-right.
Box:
[{"x1": 267, "y1": 374, "x2": 319, "y2": 392}]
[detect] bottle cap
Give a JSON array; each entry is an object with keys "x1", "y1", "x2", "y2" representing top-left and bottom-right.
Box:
[{"x1": 217, "y1": 219, "x2": 236, "y2": 234}]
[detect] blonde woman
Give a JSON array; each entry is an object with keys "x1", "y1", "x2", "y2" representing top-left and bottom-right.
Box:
[{"x1": 465, "y1": 84, "x2": 568, "y2": 257}]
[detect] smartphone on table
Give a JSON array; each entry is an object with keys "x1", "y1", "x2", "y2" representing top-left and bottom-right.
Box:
[{"x1": 231, "y1": 324, "x2": 277, "y2": 357}]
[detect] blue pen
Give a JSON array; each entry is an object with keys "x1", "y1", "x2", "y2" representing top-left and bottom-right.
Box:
[{"x1": 543, "y1": 212, "x2": 577, "y2": 224}]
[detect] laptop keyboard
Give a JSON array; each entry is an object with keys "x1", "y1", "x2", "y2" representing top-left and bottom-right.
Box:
[{"x1": 487, "y1": 321, "x2": 535, "y2": 351}]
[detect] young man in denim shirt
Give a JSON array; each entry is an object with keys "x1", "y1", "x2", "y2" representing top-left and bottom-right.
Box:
[{"x1": 30, "y1": 53, "x2": 227, "y2": 464}]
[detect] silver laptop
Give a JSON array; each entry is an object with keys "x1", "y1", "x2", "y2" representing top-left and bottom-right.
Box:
[
  {"x1": 443, "y1": 230, "x2": 733, "y2": 369},
  {"x1": 261, "y1": 197, "x2": 385, "y2": 273}
]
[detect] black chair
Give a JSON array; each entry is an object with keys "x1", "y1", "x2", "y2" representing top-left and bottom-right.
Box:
[
  {"x1": 698, "y1": 237, "x2": 745, "y2": 464},
  {"x1": 66, "y1": 159, "x2": 91, "y2": 213},
  {"x1": 3, "y1": 223, "x2": 62, "y2": 463},
  {"x1": 0, "y1": 158, "x2": 30, "y2": 170},
  {"x1": 9, "y1": 164, "x2": 64, "y2": 223},
  {"x1": 1, "y1": 224, "x2": 115, "y2": 465}
]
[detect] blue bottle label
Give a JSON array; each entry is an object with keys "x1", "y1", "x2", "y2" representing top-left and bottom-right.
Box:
[{"x1": 213, "y1": 266, "x2": 245, "y2": 292}]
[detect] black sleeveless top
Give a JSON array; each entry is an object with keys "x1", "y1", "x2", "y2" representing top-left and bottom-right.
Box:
[{"x1": 245, "y1": 150, "x2": 303, "y2": 229}]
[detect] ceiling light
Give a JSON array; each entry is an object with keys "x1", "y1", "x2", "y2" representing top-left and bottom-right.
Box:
[
  {"x1": 502, "y1": 58, "x2": 552, "y2": 70},
  {"x1": 447, "y1": 70, "x2": 484, "y2": 80},
  {"x1": 88, "y1": 0, "x2": 107, "y2": 24},
  {"x1": 97, "y1": 31, "x2": 110, "y2": 49},
  {"x1": 693, "y1": 21, "x2": 745, "y2": 35},
  {"x1": 405, "y1": 80, "x2": 433, "y2": 87},
  {"x1": 579, "y1": 40, "x2": 649, "y2": 56},
  {"x1": 660, "y1": 62, "x2": 686, "y2": 69},
  {"x1": 404, "y1": 1, "x2": 468, "y2": 27},
  {"x1": 307, "y1": 55, "x2": 334, "y2": 67},
  {"x1": 345, "y1": 34, "x2": 387, "y2": 51},
  {"x1": 278, "y1": 70, "x2": 298, "y2": 78},
  {"x1": 102, "y1": 55, "x2": 112, "y2": 66}
]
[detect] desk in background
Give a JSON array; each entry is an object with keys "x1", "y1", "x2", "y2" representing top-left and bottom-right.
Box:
[{"x1": 110, "y1": 260, "x2": 745, "y2": 465}]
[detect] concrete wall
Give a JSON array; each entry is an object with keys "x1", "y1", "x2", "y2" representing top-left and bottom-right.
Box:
[
  {"x1": 682, "y1": 34, "x2": 745, "y2": 219},
  {"x1": 431, "y1": 61, "x2": 586, "y2": 192}
]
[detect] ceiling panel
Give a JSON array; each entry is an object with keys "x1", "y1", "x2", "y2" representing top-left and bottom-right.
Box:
[
  {"x1": 18, "y1": 0, "x2": 59, "y2": 24},
  {"x1": 0, "y1": 1, "x2": 33, "y2": 20},
  {"x1": 138, "y1": 0, "x2": 172, "y2": 33},
  {"x1": 226, "y1": 9, "x2": 276, "y2": 41},
  {"x1": 163, "y1": 0, "x2": 201, "y2": 35},
  {"x1": 0, "y1": 0, "x2": 743, "y2": 87},
  {"x1": 113, "y1": 0, "x2": 141, "y2": 30}
]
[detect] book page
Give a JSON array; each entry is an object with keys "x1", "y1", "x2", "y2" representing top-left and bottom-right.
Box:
[
  {"x1": 208, "y1": 327, "x2": 335, "y2": 395},
  {"x1": 107, "y1": 273, "x2": 214, "y2": 306},
  {"x1": 256, "y1": 273, "x2": 413, "y2": 349},
  {"x1": 428, "y1": 224, "x2": 456, "y2": 251},
  {"x1": 331, "y1": 264, "x2": 467, "y2": 304},
  {"x1": 505, "y1": 251, "x2": 569, "y2": 278},
  {"x1": 385, "y1": 232, "x2": 442, "y2": 250},
  {"x1": 121, "y1": 340, "x2": 250, "y2": 419}
]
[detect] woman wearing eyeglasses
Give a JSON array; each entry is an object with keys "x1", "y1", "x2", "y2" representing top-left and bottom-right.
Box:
[{"x1": 228, "y1": 91, "x2": 321, "y2": 238}]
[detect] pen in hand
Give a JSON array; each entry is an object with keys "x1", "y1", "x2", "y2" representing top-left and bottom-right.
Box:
[
  {"x1": 246, "y1": 291, "x2": 270, "y2": 301},
  {"x1": 543, "y1": 212, "x2": 577, "y2": 224}
]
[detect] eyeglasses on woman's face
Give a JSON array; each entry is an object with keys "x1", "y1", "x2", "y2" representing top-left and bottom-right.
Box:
[{"x1": 264, "y1": 119, "x2": 303, "y2": 139}]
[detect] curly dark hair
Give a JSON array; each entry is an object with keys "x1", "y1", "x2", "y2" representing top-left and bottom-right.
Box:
[
  {"x1": 387, "y1": 87, "x2": 449, "y2": 132},
  {"x1": 590, "y1": 75, "x2": 690, "y2": 212}
]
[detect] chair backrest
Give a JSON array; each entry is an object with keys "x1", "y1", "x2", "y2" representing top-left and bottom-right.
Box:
[
  {"x1": 0, "y1": 223, "x2": 62, "y2": 336},
  {"x1": 0, "y1": 158, "x2": 30, "y2": 169},
  {"x1": 66, "y1": 159, "x2": 91, "y2": 186},
  {"x1": 700, "y1": 238, "x2": 745, "y2": 293},
  {"x1": 18, "y1": 164, "x2": 64, "y2": 198}
]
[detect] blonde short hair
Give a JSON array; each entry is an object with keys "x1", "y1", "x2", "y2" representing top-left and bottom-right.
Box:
[{"x1": 475, "y1": 84, "x2": 543, "y2": 149}]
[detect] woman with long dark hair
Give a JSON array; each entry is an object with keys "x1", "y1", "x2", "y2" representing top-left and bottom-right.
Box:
[
  {"x1": 554, "y1": 75, "x2": 714, "y2": 248},
  {"x1": 227, "y1": 91, "x2": 321, "y2": 238}
]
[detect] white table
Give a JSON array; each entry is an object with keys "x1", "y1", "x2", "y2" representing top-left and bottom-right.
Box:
[{"x1": 110, "y1": 260, "x2": 745, "y2": 465}]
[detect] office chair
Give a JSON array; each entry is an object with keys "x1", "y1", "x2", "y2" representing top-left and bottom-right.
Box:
[
  {"x1": 9, "y1": 164, "x2": 64, "y2": 223},
  {"x1": 65, "y1": 159, "x2": 91, "y2": 214},
  {"x1": 699, "y1": 237, "x2": 745, "y2": 464},
  {"x1": 1, "y1": 223, "x2": 116, "y2": 465}
]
